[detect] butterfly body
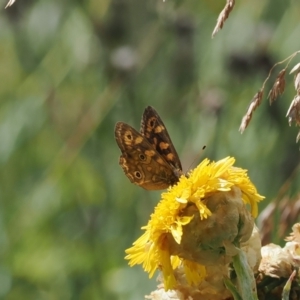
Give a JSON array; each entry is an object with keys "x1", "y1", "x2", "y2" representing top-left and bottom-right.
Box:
[{"x1": 115, "y1": 106, "x2": 182, "y2": 190}]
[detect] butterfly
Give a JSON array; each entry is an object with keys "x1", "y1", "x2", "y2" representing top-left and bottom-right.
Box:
[{"x1": 114, "y1": 106, "x2": 182, "y2": 190}]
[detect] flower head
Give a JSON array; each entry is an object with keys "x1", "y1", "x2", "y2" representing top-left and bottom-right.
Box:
[{"x1": 125, "y1": 157, "x2": 264, "y2": 290}]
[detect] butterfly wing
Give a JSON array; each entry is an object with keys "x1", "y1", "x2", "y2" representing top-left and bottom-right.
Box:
[
  {"x1": 115, "y1": 122, "x2": 179, "y2": 190},
  {"x1": 141, "y1": 106, "x2": 182, "y2": 173}
]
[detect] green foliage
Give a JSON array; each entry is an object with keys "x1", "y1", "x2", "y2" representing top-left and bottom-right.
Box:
[{"x1": 0, "y1": 0, "x2": 299, "y2": 299}]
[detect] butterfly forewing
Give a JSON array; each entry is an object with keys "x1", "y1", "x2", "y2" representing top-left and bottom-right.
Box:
[{"x1": 141, "y1": 106, "x2": 182, "y2": 172}]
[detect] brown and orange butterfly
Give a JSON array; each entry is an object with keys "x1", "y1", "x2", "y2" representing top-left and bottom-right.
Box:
[{"x1": 114, "y1": 106, "x2": 182, "y2": 190}]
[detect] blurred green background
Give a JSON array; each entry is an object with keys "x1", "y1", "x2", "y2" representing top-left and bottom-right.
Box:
[{"x1": 1, "y1": 0, "x2": 300, "y2": 299}]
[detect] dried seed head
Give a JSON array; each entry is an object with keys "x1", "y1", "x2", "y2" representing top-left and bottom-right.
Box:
[
  {"x1": 259, "y1": 243, "x2": 293, "y2": 278},
  {"x1": 5, "y1": 0, "x2": 16, "y2": 8},
  {"x1": 267, "y1": 69, "x2": 286, "y2": 104},
  {"x1": 239, "y1": 89, "x2": 264, "y2": 133},
  {"x1": 285, "y1": 223, "x2": 300, "y2": 242},
  {"x1": 259, "y1": 223, "x2": 300, "y2": 278},
  {"x1": 294, "y1": 72, "x2": 300, "y2": 94},
  {"x1": 289, "y1": 63, "x2": 300, "y2": 94},
  {"x1": 286, "y1": 95, "x2": 300, "y2": 127},
  {"x1": 289, "y1": 62, "x2": 300, "y2": 75},
  {"x1": 212, "y1": 0, "x2": 235, "y2": 38}
]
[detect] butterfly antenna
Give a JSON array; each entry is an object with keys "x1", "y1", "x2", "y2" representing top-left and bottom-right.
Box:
[{"x1": 187, "y1": 145, "x2": 206, "y2": 171}]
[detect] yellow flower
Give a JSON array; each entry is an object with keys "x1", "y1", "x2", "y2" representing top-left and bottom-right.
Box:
[{"x1": 125, "y1": 157, "x2": 264, "y2": 290}]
